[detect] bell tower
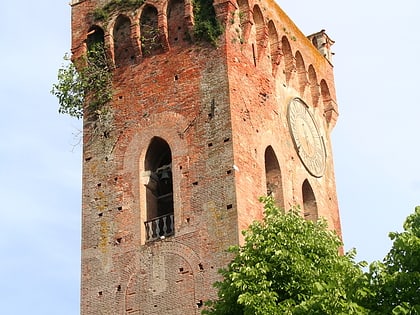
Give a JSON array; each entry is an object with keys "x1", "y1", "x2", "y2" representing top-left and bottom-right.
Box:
[{"x1": 71, "y1": 0, "x2": 341, "y2": 314}]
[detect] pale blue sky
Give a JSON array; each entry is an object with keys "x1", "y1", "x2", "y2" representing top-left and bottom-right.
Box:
[{"x1": 0, "y1": 1, "x2": 419, "y2": 314}]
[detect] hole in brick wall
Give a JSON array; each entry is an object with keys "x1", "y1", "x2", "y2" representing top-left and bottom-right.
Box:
[
  {"x1": 186, "y1": 217, "x2": 190, "y2": 223},
  {"x1": 256, "y1": 129, "x2": 259, "y2": 133},
  {"x1": 118, "y1": 95, "x2": 123, "y2": 100},
  {"x1": 198, "y1": 263, "x2": 204, "y2": 270},
  {"x1": 98, "y1": 213, "x2": 103, "y2": 217},
  {"x1": 223, "y1": 137, "x2": 230, "y2": 142},
  {"x1": 196, "y1": 300, "x2": 203, "y2": 308},
  {"x1": 211, "y1": 266, "x2": 214, "y2": 269},
  {"x1": 226, "y1": 169, "x2": 232, "y2": 175},
  {"x1": 179, "y1": 267, "x2": 184, "y2": 272},
  {"x1": 154, "y1": 305, "x2": 157, "y2": 308},
  {"x1": 115, "y1": 238, "x2": 122, "y2": 245},
  {"x1": 98, "y1": 291, "x2": 103, "y2": 296},
  {"x1": 105, "y1": 157, "x2": 109, "y2": 162},
  {"x1": 174, "y1": 74, "x2": 179, "y2": 80},
  {"x1": 97, "y1": 183, "x2": 101, "y2": 187},
  {"x1": 179, "y1": 165, "x2": 183, "y2": 170},
  {"x1": 192, "y1": 181, "x2": 198, "y2": 186},
  {"x1": 208, "y1": 142, "x2": 213, "y2": 147},
  {"x1": 117, "y1": 285, "x2": 121, "y2": 292},
  {"x1": 103, "y1": 131, "x2": 110, "y2": 138},
  {"x1": 117, "y1": 206, "x2": 123, "y2": 211},
  {"x1": 226, "y1": 204, "x2": 233, "y2": 210},
  {"x1": 85, "y1": 157, "x2": 92, "y2": 162},
  {"x1": 114, "y1": 177, "x2": 118, "y2": 182}
]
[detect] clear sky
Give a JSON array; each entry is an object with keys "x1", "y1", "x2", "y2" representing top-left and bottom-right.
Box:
[{"x1": 0, "y1": 0, "x2": 419, "y2": 314}]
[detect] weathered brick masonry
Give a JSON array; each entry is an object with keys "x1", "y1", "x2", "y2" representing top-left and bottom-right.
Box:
[{"x1": 71, "y1": 0, "x2": 342, "y2": 313}]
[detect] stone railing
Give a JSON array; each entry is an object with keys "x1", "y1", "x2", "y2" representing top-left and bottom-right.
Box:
[{"x1": 144, "y1": 213, "x2": 174, "y2": 242}]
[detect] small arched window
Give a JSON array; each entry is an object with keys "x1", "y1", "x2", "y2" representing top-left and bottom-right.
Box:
[
  {"x1": 302, "y1": 179, "x2": 318, "y2": 221},
  {"x1": 113, "y1": 15, "x2": 135, "y2": 67},
  {"x1": 87, "y1": 26, "x2": 105, "y2": 51},
  {"x1": 144, "y1": 137, "x2": 174, "y2": 241},
  {"x1": 167, "y1": 0, "x2": 188, "y2": 46},
  {"x1": 264, "y1": 146, "x2": 284, "y2": 209}
]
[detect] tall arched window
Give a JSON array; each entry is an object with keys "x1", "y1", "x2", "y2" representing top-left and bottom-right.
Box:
[
  {"x1": 264, "y1": 146, "x2": 284, "y2": 209},
  {"x1": 282, "y1": 36, "x2": 294, "y2": 84},
  {"x1": 144, "y1": 137, "x2": 174, "y2": 241},
  {"x1": 302, "y1": 179, "x2": 318, "y2": 221}
]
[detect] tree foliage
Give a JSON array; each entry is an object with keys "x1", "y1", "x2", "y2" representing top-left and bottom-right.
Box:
[
  {"x1": 204, "y1": 198, "x2": 420, "y2": 314},
  {"x1": 204, "y1": 197, "x2": 370, "y2": 314},
  {"x1": 51, "y1": 42, "x2": 112, "y2": 119},
  {"x1": 367, "y1": 206, "x2": 420, "y2": 314}
]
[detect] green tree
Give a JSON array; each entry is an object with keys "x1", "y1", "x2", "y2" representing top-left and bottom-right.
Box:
[
  {"x1": 204, "y1": 197, "x2": 370, "y2": 315},
  {"x1": 367, "y1": 206, "x2": 420, "y2": 314},
  {"x1": 51, "y1": 42, "x2": 112, "y2": 119}
]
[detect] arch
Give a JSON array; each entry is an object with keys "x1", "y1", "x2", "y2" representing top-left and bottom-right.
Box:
[
  {"x1": 144, "y1": 137, "x2": 174, "y2": 241},
  {"x1": 167, "y1": 0, "x2": 188, "y2": 47},
  {"x1": 302, "y1": 179, "x2": 318, "y2": 221},
  {"x1": 140, "y1": 5, "x2": 163, "y2": 56},
  {"x1": 113, "y1": 15, "x2": 136, "y2": 67},
  {"x1": 320, "y1": 79, "x2": 335, "y2": 125},
  {"x1": 267, "y1": 20, "x2": 279, "y2": 74},
  {"x1": 264, "y1": 146, "x2": 284, "y2": 209},
  {"x1": 237, "y1": 0, "x2": 250, "y2": 41},
  {"x1": 252, "y1": 5, "x2": 265, "y2": 63},
  {"x1": 308, "y1": 65, "x2": 320, "y2": 106},
  {"x1": 86, "y1": 25, "x2": 105, "y2": 51},
  {"x1": 282, "y1": 36, "x2": 294, "y2": 84},
  {"x1": 295, "y1": 51, "x2": 308, "y2": 96}
]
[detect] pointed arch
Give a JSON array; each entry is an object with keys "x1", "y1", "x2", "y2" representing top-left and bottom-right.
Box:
[
  {"x1": 237, "y1": 0, "x2": 250, "y2": 42},
  {"x1": 267, "y1": 20, "x2": 280, "y2": 75},
  {"x1": 144, "y1": 137, "x2": 174, "y2": 241},
  {"x1": 113, "y1": 15, "x2": 136, "y2": 67},
  {"x1": 295, "y1": 51, "x2": 308, "y2": 96},
  {"x1": 140, "y1": 5, "x2": 163, "y2": 56},
  {"x1": 264, "y1": 146, "x2": 284, "y2": 209},
  {"x1": 302, "y1": 179, "x2": 318, "y2": 221},
  {"x1": 282, "y1": 36, "x2": 294, "y2": 84},
  {"x1": 308, "y1": 65, "x2": 320, "y2": 107},
  {"x1": 167, "y1": 0, "x2": 188, "y2": 47}
]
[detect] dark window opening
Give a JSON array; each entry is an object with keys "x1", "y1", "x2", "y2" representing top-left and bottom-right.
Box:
[
  {"x1": 144, "y1": 137, "x2": 174, "y2": 241},
  {"x1": 302, "y1": 179, "x2": 318, "y2": 222},
  {"x1": 264, "y1": 146, "x2": 284, "y2": 209}
]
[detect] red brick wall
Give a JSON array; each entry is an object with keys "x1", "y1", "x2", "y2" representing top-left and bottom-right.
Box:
[{"x1": 72, "y1": 0, "x2": 342, "y2": 313}]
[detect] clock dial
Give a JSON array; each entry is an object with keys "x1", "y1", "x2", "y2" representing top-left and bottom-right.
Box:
[{"x1": 288, "y1": 97, "x2": 326, "y2": 177}]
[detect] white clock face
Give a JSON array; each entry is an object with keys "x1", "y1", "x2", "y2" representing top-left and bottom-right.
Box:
[{"x1": 288, "y1": 97, "x2": 326, "y2": 177}]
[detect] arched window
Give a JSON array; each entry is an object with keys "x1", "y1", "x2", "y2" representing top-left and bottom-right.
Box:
[
  {"x1": 264, "y1": 146, "x2": 284, "y2": 209},
  {"x1": 302, "y1": 179, "x2": 318, "y2": 221},
  {"x1": 87, "y1": 25, "x2": 105, "y2": 51},
  {"x1": 295, "y1": 51, "x2": 308, "y2": 96},
  {"x1": 167, "y1": 0, "x2": 188, "y2": 47},
  {"x1": 113, "y1": 15, "x2": 135, "y2": 67},
  {"x1": 140, "y1": 5, "x2": 162, "y2": 56},
  {"x1": 282, "y1": 36, "x2": 294, "y2": 84},
  {"x1": 267, "y1": 20, "x2": 279, "y2": 74},
  {"x1": 308, "y1": 65, "x2": 320, "y2": 106},
  {"x1": 252, "y1": 5, "x2": 264, "y2": 64},
  {"x1": 144, "y1": 137, "x2": 174, "y2": 241}
]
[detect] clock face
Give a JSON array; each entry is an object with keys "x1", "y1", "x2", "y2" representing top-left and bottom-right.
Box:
[{"x1": 288, "y1": 97, "x2": 326, "y2": 177}]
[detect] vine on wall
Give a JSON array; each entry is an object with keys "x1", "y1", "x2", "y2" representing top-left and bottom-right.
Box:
[{"x1": 193, "y1": 0, "x2": 223, "y2": 45}]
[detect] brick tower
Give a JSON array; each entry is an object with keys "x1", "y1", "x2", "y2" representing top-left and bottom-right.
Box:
[{"x1": 71, "y1": 0, "x2": 341, "y2": 313}]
